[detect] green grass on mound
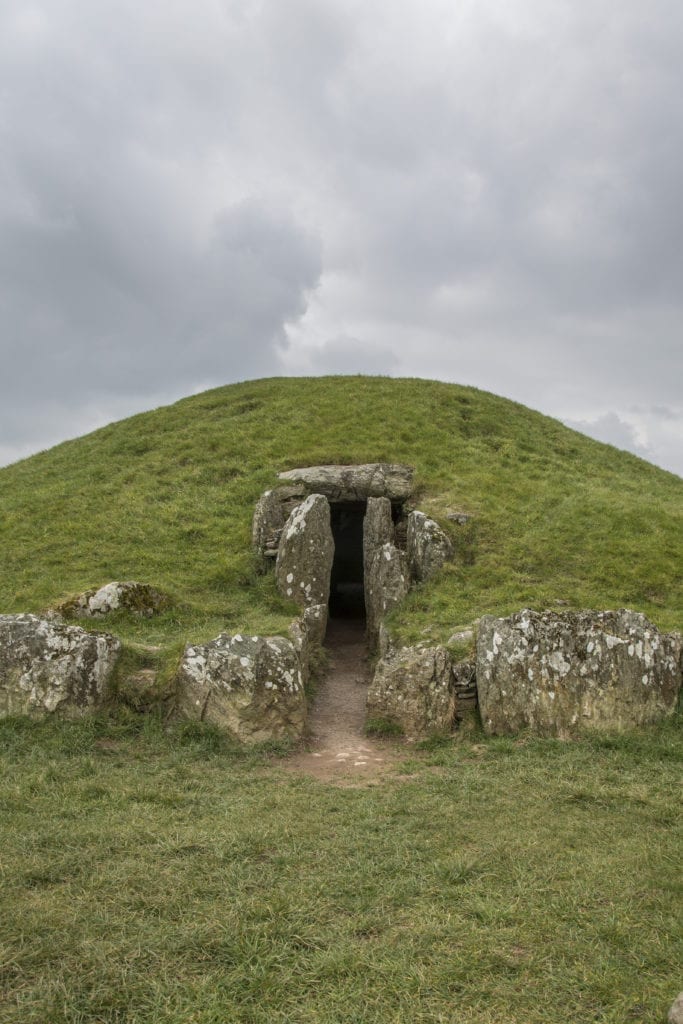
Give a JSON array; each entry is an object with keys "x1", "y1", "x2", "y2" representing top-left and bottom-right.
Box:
[{"x1": 0, "y1": 377, "x2": 681, "y2": 665}]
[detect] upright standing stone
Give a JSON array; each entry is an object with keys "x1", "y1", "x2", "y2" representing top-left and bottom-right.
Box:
[
  {"x1": 276, "y1": 494, "x2": 334, "y2": 619},
  {"x1": 365, "y1": 542, "x2": 409, "y2": 652},
  {"x1": 363, "y1": 497, "x2": 394, "y2": 580},
  {"x1": 407, "y1": 511, "x2": 454, "y2": 583},
  {"x1": 477, "y1": 608, "x2": 682, "y2": 738},
  {"x1": 252, "y1": 490, "x2": 287, "y2": 558}
]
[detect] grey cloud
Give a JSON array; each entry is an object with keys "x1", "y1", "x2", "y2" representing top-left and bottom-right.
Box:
[
  {"x1": 563, "y1": 412, "x2": 651, "y2": 460},
  {"x1": 287, "y1": 336, "x2": 399, "y2": 376},
  {"x1": 1, "y1": 0, "x2": 682, "y2": 476}
]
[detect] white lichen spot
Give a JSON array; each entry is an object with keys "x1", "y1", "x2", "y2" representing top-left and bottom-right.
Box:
[
  {"x1": 286, "y1": 573, "x2": 294, "y2": 584},
  {"x1": 548, "y1": 691, "x2": 556, "y2": 701},
  {"x1": 528, "y1": 668, "x2": 534, "y2": 681},
  {"x1": 548, "y1": 651, "x2": 570, "y2": 676}
]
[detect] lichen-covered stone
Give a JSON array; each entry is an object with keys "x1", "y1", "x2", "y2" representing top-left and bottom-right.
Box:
[
  {"x1": 287, "y1": 604, "x2": 328, "y2": 687},
  {"x1": 0, "y1": 614, "x2": 120, "y2": 718},
  {"x1": 407, "y1": 511, "x2": 453, "y2": 583},
  {"x1": 59, "y1": 581, "x2": 168, "y2": 618},
  {"x1": 278, "y1": 463, "x2": 413, "y2": 502},
  {"x1": 275, "y1": 494, "x2": 334, "y2": 611},
  {"x1": 365, "y1": 542, "x2": 409, "y2": 652},
  {"x1": 363, "y1": 496, "x2": 394, "y2": 578},
  {"x1": 176, "y1": 633, "x2": 307, "y2": 744},
  {"x1": 477, "y1": 609, "x2": 682, "y2": 738},
  {"x1": 252, "y1": 489, "x2": 287, "y2": 557},
  {"x1": 367, "y1": 644, "x2": 454, "y2": 737}
]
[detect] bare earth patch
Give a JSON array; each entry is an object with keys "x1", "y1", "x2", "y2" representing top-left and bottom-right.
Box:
[{"x1": 280, "y1": 618, "x2": 411, "y2": 785}]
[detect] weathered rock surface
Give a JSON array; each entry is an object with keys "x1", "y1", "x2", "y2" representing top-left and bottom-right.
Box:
[
  {"x1": 0, "y1": 614, "x2": 120, "y2": 718},
  {"x1": 668, "y1": 992, "x2": 683, "y2": 1024},
  {"x1": 447, "y1": 511, "x2": 473, "y2": 525},
  {"x1": 407, "y1": 511, "x2": 454, "y2": 583},
  {"x1": 278, "y1": 463, "x2": 414, "y2": 502},
  {"x1": 60, "y1": 581, "x2": 168, "y2": 618},
  {"x1": 252, "y1": 489, "x2": 287, "y2": 558},
  {"x1": 365, "y1": 542, "x2": 409, "y2": 652},
  {"x1": 288, "y1": 604, "x2": 327, "y2": 686},
  {"x1": 276, "y1": 494, "x2": 334, "y2": 617},
  {"x1": 452, "y1": 660, "x2": 478, "y2": 713},
  {"x1": 176, "y1": 633, "x2": 306, "y2": 743},
  {"x1": 477, "y1": 609, "x2": 682, "y2": 738},
  {"x1": 367, "y1": 644, "x2": 454, "y2": 737},
  {"x1": 363, "y1": 496, "x2": 394, "y2": 578}
]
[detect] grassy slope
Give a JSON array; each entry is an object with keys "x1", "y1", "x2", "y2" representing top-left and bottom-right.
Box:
[{"x1": 0, "y1": 376, "x2": 681, "y2": 653}]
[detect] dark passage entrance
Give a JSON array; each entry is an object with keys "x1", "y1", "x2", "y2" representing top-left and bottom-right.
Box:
[{"x1": 329, "y1": 502, "x2": 366, "y2": 619}]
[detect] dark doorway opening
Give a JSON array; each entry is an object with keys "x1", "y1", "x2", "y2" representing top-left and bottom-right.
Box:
[{"x1": 329, "y1": 502, "x2": 366, "y2": 619}]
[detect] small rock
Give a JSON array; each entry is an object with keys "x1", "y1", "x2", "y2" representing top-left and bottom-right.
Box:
[
  {"x1": 59, "y1": 581, "x2": 168, "y2": 618},
  {"x1": 669, "y1": 993, "x2": 683, "y2": 1024},
  {"x1": 447, "y1": 511, "x2": 472, "y2": 525},
  {"x1": 448, "y1": 629, "x2": 474, "y2": 647}
]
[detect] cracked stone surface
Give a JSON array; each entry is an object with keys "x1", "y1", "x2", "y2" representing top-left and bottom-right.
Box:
[
  {"x1": 0, "y1": 614, "x2": 120, "y2": 718},
  {"x1": 477, "y1": 608, "x2": 682, "y2": 738},
  {"x1": 367, "y1": 643, "x2": 455, "y2": 738},
  {"x1": 406, "y1": 511, "x2": 454, "y2": 583},
  {"x1": 176, "y1": 633, "x2": 307, "y2": 744},
  {"x1": 275, "y1": 494, "x2": 334, "y2": 619},
  {"x1": 277, "y1": 463, "x2": 413, "y2": 502}
]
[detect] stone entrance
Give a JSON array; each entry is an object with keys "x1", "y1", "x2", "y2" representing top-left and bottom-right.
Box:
[
  {"x1": 329, "y1": 502, "x2": 366, "y2": 619},
  {"x1": 253, "y1": 462, "x2": 455, "y2": 645},
  {"x1": 254, "y1": 464, "x2": 415, "y2": 637}
]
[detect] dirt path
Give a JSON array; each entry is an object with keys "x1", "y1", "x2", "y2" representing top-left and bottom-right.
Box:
[{"x1": 280, "y1": 618, "x2": 406, "y2": 785}]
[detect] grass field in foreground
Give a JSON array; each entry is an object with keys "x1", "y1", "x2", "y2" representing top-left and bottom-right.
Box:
[{"x1": 1, "y1": 711, "x2": 681, "y2": 1024}]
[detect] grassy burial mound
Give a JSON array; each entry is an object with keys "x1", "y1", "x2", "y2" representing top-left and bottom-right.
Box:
[
  {"x1": 0, "y1": 375, "x2": 681, "y2": 660},
  {"x1": 1, "y1": 377, "x2": 682, "y2": 1023}
]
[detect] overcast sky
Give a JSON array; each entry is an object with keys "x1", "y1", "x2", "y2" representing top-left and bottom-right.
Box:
[{"x1": 2, "y1": 0, "x2": 682, "y2": 475}]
